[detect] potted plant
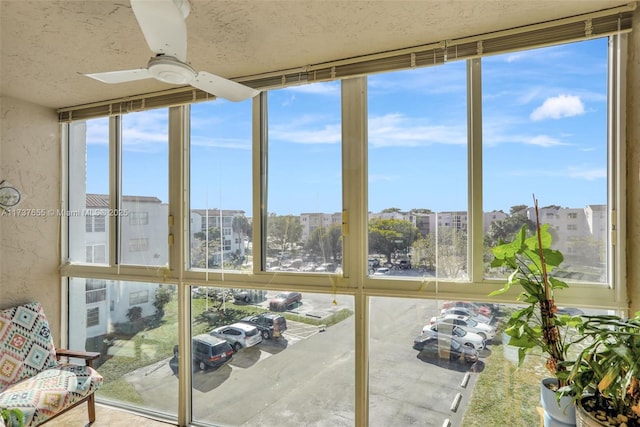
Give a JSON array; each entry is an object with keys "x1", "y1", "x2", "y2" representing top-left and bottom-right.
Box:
[
  {"x1": 565, "y1": 313, "x2": 640, "y2": 426},
  {"x1": 489, "y1": 199, "x2": 582, "y2": 426}
]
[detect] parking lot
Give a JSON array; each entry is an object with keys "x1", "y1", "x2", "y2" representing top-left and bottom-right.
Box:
[{"x1": 118, "y1": 296, "x2": 495, "y2": 426}]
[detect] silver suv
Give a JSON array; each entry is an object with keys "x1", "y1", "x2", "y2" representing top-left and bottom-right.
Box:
[{"x1": 210, "y1": 322, "x2": 262, "y2": 352}]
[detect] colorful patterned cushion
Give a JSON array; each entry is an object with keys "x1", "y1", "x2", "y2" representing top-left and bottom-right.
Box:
[
  {"x1": 0, "y1": 303, "x2": 58, "y2": 393},
  {"x1": 0, "y1": 363, "x2": 103, "y2": 427}
]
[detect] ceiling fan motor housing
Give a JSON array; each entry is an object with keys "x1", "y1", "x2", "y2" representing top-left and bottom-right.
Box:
[{"x1": 148, "y1": 56, "x2": 196, "y2": 84}]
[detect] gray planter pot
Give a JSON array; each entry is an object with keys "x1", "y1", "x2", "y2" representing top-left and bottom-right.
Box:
[
  {"x1": 575, "y1": 400, "x2": 605, "y2": 427},
  {"x1": 541, "y1": 378, "x2": 576, "y2": 427},
  {"x1": 575, "y1": 396, "x2": 634, "y2": 427}
]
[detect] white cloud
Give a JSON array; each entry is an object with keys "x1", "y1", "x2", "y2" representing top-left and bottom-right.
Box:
[
  {"x1": 191, "y1": 136, "x2": 251, "y2": 150},
  {"x1": 530, "y1": 94, "x2": 585, "y2": 121},
  {"x1": 369, "y1": 113, "x2": 466, "y2": 148},
  {"x1": 523, "y1": 135, "x2": 567, "y2": 147},
  {"x1": 271, "y1": 123, "x2": 341, "y2": 145}
]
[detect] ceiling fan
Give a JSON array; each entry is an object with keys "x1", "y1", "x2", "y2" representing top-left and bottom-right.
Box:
[{"x1": 85, "y1": 0, "x2": 259, "y2": 102}]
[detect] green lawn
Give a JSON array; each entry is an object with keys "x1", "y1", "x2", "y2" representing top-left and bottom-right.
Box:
[{"x1": 463, "y1": 343, "x2": 547, "y2": 426}]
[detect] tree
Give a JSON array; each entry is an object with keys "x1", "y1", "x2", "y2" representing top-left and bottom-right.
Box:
[
  {"x1": 411, "y1": 208, "x2": 433, "y2": 214},
  {"x1": 509, "y1": 204, "x2": 528, "y2": 215},
  {"x1": 192, "y1": 227, "x2": 222, "y2": 268},
  {"x1": 306, "y1": 224, "x2": 342, "y2": 262},
  {"x1": 368, "y1": 218, "x2": 419, "y2": 264},
  {"x1": 267, "y1": 214, "x2": 303, "y2": 255},
  {"x1": 412, "y1": 226, "x2": 467, "y2": 278},
  {"x1": 153, "y1": 285, "x2": 173, "y2": 317},
  {"x1": 232, "y1": 215, "x2": 251, "y2": 244},
  {"x1": 484, "y1": 213, "x2": 535, "y2": 249}
]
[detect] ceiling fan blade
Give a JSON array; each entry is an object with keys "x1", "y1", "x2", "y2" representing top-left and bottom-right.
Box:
[
  {"x1": 192, "y1": 71, "x2": 260, "y2": 102},
  {"x1": 130, "y1": 0, "x2": 188, "y2": 62},
  {"x1": 85, "y1": 68, "x2": 153, "y2": 84}
]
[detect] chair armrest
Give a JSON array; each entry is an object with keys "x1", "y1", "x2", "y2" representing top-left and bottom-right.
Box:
[{"x1": 56, "y1": 349, "x2": 101, "y2": 368}]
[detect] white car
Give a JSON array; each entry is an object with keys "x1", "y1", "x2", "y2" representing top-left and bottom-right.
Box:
[
  {"x1": 373, "y1": 267, "x2": 390, "y2": 275},
  {"x1": 440, "y1": 307, "x2": 493, "y2": 325},
  {"x1": 421, "y1": 323, "x2": 485, "y2": 351},
  {"x1": 430, "y1": 314, "x2": 496, "y2": 341},
  {"x1": 210, "y1": 322, "x2": 263, "y2": 352}
]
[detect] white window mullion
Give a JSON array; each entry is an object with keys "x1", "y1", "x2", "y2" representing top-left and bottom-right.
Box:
[
  {"x1": 610, "y1": 34, "x2": 628, "y2": 313},
  {"x1": 341, "y1": 76, "x2": 369, "y2": 427},
  {"x1": 168, "y1": 105, "x2": 192, "y2": 426},
  {"x1": 109, "y1": 115, "x2": 120, "y2": 268},
  {"x1": 467, "y1": 58, "x2": 484, "y2": 283}
]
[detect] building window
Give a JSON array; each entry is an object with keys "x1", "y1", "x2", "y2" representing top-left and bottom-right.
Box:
[
  {"x1": 86, "y1": 279, "x2": 107, "y2": 304},
  {"x1": 85, "y1": 214, "x2": 105, "y2": 232},
  {"x1": 129, "y1": 211, "x2": 149, "y2": 225},
  {"x1": 568, "y1": 213, "x2": 578, "y2": 219},
  {"x1": 86, "y1": 307, "x2": 99, "y2": 327},
  {"x1": 85, "y1": 244, "x2": 106, "y2": 264},
  {"x1": 129, "y1": 290, "x2": 149, "y2": 305}
]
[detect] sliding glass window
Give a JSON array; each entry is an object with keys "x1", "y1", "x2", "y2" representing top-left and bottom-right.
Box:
[
  {"x1": 265, "y1": 82, "x2": 343, "y2": 274},
  {"x1": 482, "y1": 39, "x2": 609, "y2": 285},
  {"x1": 367, "y1": 63, "x2": 468, "y2": 280},
  {"x1": 189, "y1": 99, "x2": 253, "y2": 272}
]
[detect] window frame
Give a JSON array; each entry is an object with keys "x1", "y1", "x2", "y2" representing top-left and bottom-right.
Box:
[{"x1": 60, "y1": 33, "x2": 628, "y2": 427}]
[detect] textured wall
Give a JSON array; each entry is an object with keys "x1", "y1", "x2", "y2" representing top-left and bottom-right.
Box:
[
  {"x1": 628, "y1": 8, "x2": 640, "y2": 314},
  {"x1": 0, "y1": 96, "x2": 62, "y2": 342}
]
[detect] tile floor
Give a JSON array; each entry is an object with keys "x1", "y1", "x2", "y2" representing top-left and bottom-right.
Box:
[{"x1": 45, "y1": 403, "x2": 175, "y2": 427}]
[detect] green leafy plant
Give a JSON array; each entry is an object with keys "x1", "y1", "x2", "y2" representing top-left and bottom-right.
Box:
[
  {"x1": 1, "y1": 408, "x2": 25, "y2": 427},
  {"x1": 489, "y1": 202, "x2": 582, "y2": 388},
  {"x1": 566, "y1": 313, "x2": 640, "y2": 425}
]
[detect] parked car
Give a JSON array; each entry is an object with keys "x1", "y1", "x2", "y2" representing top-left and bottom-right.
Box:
[
  {"x1": 440, "y1": 301, "x2": 493, "y2": 317},
  {"x1": 210, "y1": 322, "x2": 263, "y2": 351},
  {"x1": 397, "y1": 259, "x2": 411, "y2": 269},
  {"x1": 413, "y1": 335, "x2": 478, "y2": 363},
  {"x1": 314, "y1": 263, "x2": 336, "y2": 272},
  {"x1": 373, "y1": 267, "x2": 390, "y2": 276},
  {"x1": 440, "y1": 307, "x2": 493, "y2": 325},
  {"x1": 234, "y1": 291, "x2": 254, "y2": 304},
  {"x1": 171, "y1": 334, "x2": 235, "y2": 373},
  {"x1": 422, "y1": 323, "x2": 485, "y2": 351},
  {"x1": 430, "y1": 314, "x2": 496, "y2": 340},
  {"x1": 239, "y1": 313, "x2": 288, "y2": 339},
  {"x1": 556, "y1": 307, "x2": 585, "y2": 316},
  {"x1": 268, "y1": 292, "x2": 302, "y2": 311}
]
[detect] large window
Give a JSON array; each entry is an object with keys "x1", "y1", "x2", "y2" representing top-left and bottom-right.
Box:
[
  {"x1": 482, "y1": 39, "x2": 609, "y2": 284},
  {"x1": 68, "y1": 117, "x2": 110, "y2": 264},
  {"x1": 63, "y1": 33, "x2": 625, "y2": 427},
  {"x1": 266, "y1": 82, "x2": 343, "y2": 274},
  {"x1": 189, "y1": 100, "x2": 253, "y2": 271},
  {"x1": 367, "y1": 63, "x2": 468, "y2": 280},
  {"x1": 120, "y1": 109, "x2": 169, "y2": 266},
  {"x1": 190, "y1": 289, "x2": 354, "y2": 426}
]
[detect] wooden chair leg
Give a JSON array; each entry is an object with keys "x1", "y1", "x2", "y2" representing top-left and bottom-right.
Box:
[{"x1": 88, "y1": 393, "x2": 96, "y2": 423}]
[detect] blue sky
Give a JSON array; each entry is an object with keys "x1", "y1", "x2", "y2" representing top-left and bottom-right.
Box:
[{"x1": 85, "y1": 37, "x2": 608, "y2": 216}]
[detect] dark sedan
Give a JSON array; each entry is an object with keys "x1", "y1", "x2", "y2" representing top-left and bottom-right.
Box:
[{"x1": 413, "y1": 335, "x2": 478, "y2": 363}]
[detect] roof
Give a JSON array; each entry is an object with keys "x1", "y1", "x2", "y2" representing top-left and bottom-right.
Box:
[{"x1": 85, "y1": 193, "x2": 163, "y2": 207}]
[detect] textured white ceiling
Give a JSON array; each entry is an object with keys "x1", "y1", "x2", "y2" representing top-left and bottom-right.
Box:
[{"x1": 0, "y1": 0, "x2": 631, "y2": 109}]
